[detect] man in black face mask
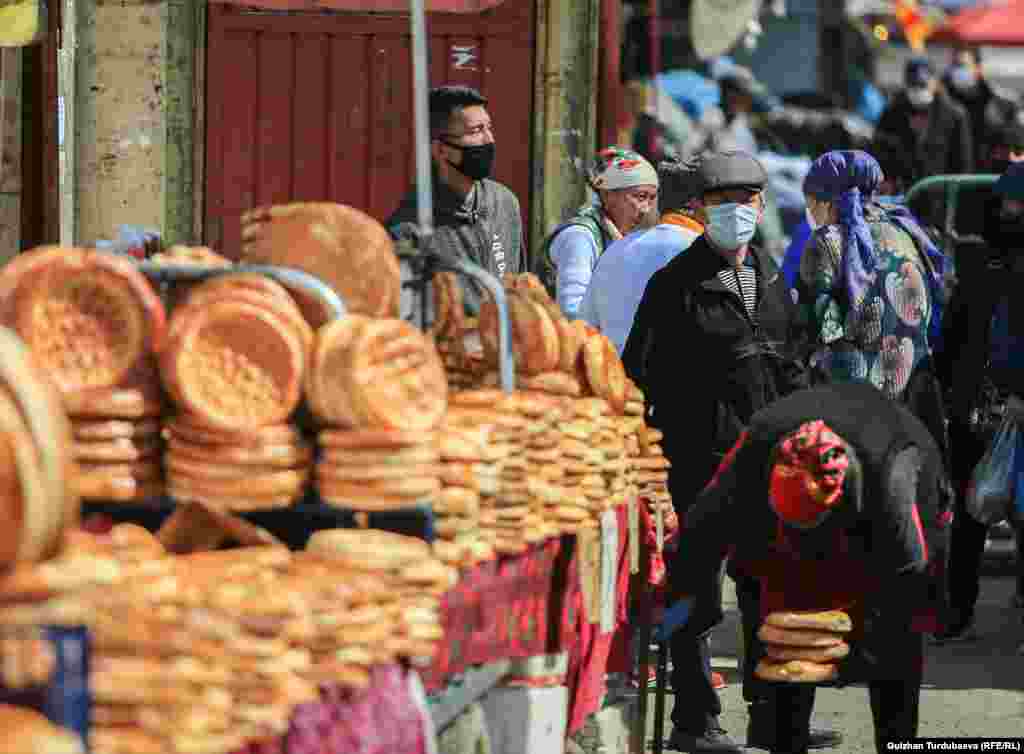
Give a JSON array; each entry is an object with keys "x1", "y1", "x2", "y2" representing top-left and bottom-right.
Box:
[{"x1": 387, "y1": 85, "x2": 524, "y2": 313}]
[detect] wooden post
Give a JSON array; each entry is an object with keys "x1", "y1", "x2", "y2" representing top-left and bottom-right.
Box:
[
  {"x1": 529, "y1": 0, "x2": 601, "y2": 262},
  {"x1": 0, "y1": 48, "x2": 23, "y2": 262}
]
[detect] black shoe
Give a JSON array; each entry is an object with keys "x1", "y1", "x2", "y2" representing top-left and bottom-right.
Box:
[
  {"x1": 666, "y1": 726, "x2": 743, "y2": 753},
  {"x1": 930, "y1": 617, "x2": 979, "y2": 644},
  {"x1": 746, "y1": 721, "x2": 843, "y2": 750}
]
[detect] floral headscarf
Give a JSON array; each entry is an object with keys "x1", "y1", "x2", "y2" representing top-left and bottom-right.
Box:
[
  {"x1": 803, "y1": 150, "x2": 946, "y2": 341},
  {"x1": 588, "y1": 147, "x2": 658, "y2": 192}
]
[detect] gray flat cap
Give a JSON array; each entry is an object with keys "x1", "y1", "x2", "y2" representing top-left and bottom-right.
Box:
[{"x1": 697, "y1": 151, "x2": 768, "y2": 194}]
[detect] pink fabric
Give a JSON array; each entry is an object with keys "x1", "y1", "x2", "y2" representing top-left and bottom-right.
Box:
[
  {"x1": 564, "y1": 504, "x2": 633, "y2": 735},
  {"x1": 233, "y1": 666, "x2": 431, "y2": 754}
]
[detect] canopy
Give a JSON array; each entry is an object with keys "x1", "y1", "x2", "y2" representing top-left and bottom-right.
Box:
[
  {"x1": 931, "y1": 0, "x2": 1024, "y2": 45},
  {"x1": 206, "y1": 0, "x2": 506, "y2": 10}
]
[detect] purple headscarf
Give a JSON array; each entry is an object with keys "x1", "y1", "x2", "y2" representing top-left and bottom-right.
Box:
[{"x1": 803, "y1": 151, "x2": 945, "y2": 329}]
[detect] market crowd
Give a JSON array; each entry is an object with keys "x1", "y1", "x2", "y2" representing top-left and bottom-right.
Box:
[{"x1": 387, "y1": 55, "x2": 1024, "y2": 752}]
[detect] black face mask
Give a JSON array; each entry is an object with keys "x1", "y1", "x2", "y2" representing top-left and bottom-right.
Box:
[{"x1": 443, "y1": 141, "x2": 496, "y2": 181}]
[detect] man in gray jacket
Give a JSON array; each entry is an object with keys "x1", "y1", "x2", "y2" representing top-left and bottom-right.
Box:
[{"x1": 386, "y1": 85, "x2": 524, "y2": 313}]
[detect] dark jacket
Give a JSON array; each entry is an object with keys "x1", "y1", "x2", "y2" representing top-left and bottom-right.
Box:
[
  {"x1": 386, "y1": 173, "x2": 524, "y2": 313},
  {"x1": 673, "y1": 383, "x2": 952, "y2": 649},
  {"x1": 943, "y1": 76, "x2": 1020, "y2": 162},
  {"x1": 938, "y1": 205, "x2": 1024, "y2": 491},
  {"x1": 621, "y1": 236, "x2": 808, "y2": 509},
  {"x1": 873, "y1": 91, "x2": 973, "y2": 193}
]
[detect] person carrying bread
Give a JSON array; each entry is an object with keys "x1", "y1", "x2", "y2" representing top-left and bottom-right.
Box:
[{"x1": 661, "y1": 381, "x2": 952, "y2": 754}]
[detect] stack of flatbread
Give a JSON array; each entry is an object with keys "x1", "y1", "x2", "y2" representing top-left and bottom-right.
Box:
[
  {"x1": 0, "y1": 527, "x2": 319, "y2": 754},
  {"x1": 0, "y1": 247, "x2": 169, "y2": 505},
  {"x1": 162, "y1": 416, "x2": 312, "y2": 512},
  {"x1": 157, "y1": 275, "x2": 314, "y2": 514},
  {"x1": 446, "y1": 390, "x2": 552, "y2": 555},
  {"x1": 305, "y1": 529, "x2": 453, "y2": 669},
  {"x1": 307, "y1": 316, "x2": 447, "y2": 515},
  {"x1": 755, "y1": 610, "x2": 853, "y2": 683},
  {"x1": 0, "y1": 627, "x2": 56, "y2": 690},
  {"x1": 432, "y1": 412, "x2": 502, "y2": 567},
  {"x1": 553, "y1": 397, "x2": 630, "y2": 533},
  {"x1": 431, "y1": 272, "x2": 485, "y2": 391}
]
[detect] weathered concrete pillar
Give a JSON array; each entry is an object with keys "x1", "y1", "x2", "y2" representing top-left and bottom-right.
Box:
[
  {"x1": 72, "y1": 0, "x2": 196, "y2": 246},
  {"x1": 0, "y1": 48, "x2": 22, "y2": 263},
  {"x1": 530, "y1": 0, "x2": 600, "y2": 260}
]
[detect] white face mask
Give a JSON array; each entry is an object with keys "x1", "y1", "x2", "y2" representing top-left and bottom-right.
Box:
[{"x1": 906, "y1": 86, "x2": 934, "y2": 108}]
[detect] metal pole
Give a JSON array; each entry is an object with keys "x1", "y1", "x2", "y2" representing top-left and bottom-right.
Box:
[{"x1": 411, "y1": 0, "x2": 434, "y2": 244}]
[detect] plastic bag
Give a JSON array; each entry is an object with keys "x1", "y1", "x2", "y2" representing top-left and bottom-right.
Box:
[{"x1": 965, "y1": 415, "x2": 1018, "y2": 526}]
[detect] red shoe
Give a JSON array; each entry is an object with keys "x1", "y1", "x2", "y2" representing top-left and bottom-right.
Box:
[{"x1": 711, "y1": 671, "x2": 727, "y2": 690}]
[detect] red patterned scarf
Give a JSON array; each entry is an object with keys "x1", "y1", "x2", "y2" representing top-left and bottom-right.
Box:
[{"x1": 768, "y1": 420, "x2": 850, "y2": 529}]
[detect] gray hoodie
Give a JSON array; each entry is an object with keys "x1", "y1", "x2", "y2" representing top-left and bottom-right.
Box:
[{"x1": 386, "y1": 173, "x2": 524, "y2": 314}]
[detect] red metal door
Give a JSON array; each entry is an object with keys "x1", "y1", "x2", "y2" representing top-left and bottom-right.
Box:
[{"x1": 204, "y1": 2, "x2": 535, "y2": 259}]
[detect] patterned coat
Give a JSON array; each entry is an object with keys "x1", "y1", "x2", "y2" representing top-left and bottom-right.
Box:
[{"x1": 797, "y1": 203, "x2": 936, "y2": 402}]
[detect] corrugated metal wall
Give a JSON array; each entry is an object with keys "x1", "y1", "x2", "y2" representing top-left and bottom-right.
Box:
[{"x1": 204, "y1": 3, "x2": 534, "y2": 258}]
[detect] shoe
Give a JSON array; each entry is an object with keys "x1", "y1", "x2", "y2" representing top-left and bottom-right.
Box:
[
  {"x1": 666, "y1": 726, "x2": 743, "y2": 753},
  {"x1": 746, "y1": 712, "x2": 843, "y2": 750},
  {"x1": 711, "y1": 671, "x2": 727, "y2": 690},
  {"x1": 746, "y1": 728, "x2": 844, "y2": 750},
  {"x1": 931, "y1": 618, "x2": 979, "y2": 644}
]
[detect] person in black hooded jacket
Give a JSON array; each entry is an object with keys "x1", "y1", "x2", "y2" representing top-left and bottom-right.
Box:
[{"x1": 934, "y1": 161, "x2": 1024, "y2": 643}]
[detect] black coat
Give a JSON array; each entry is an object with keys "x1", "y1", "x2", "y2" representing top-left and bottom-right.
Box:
[
  {"x1": 873, "y1": 91, "x2": 973, "y2": 193},
  {"x1": 621, "y1": 236, "x2": 808, "y2": 510},
  {"x1": 672, "y1": 383, "x2": 952, "y2": 677}
]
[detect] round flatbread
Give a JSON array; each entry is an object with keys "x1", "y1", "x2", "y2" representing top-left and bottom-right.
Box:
[
  {"x1": 1, "y1": 247, "x2": 166, "y2": 393},
  {"x1": 345, "y1": 319, "x2": 448, "y2": 432},
  {"x1": 757, "y1": 624, "x2": 847, "y2": 648},
  {"x1": 305, "y1": 313, "x2": 371, "y2": 428},
  {"x1": 161, "y1": 299, "x2": 304, "y2": 431},
  {"x1": 318, "y1": 428, "x2": 429, "y2": 450},
  {"x1": 239, "y1": 202, "x2": 401, "y2": 320},
  {"x1": 765, "y1": 610, "x2": 853, "y2": 634},
  {"x1": 754, "y1": 659, "x2": 838, "y2": 683},
  {"x1": 73, "y1": 418, "x2": 160, "y2": 441},
  {"x1": 62, "y1": 385, "x2": 164, "y2": 419},
  {"x1": 764, "y1": 642, "x2": 850, "y2": 663}
]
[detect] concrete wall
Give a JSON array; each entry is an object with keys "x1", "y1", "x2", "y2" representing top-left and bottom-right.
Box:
[
  {"x1": 71, "y1": 0, "x2": 196, "y2": 246},
  {"x1": 0, "y1": 49, "x2": 22, "y2": 263},
  {"x1": 71, "y1": 0, "x2": 596, "y2": 252}
]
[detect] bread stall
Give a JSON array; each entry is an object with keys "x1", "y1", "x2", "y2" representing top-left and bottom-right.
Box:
[
  {"x1": 0, "y1": 209, "x2": 677, "y2": 752},
  {"x1": 0, "y1": 5, "x2": 675, "y2": 751}
]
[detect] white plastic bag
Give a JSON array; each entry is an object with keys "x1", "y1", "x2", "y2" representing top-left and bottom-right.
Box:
[{"x1": 966, "y1": 415, "x2": 1018, "y2": 526}]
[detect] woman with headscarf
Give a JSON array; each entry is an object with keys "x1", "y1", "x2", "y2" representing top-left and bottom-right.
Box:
[
  {"x1": 659, "y1": 382, "x2": 952, "y2": 754},
  {"x1": 798, "y1": 150, "x2": 949, "y2": 444},
  {"x1": 535, "y1": 147, "x2": 659, "y2": 318}
]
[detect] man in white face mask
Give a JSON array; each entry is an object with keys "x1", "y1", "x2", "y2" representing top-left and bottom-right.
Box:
[
  {"x1": 624, "y1": 151, "x2": 829, "y2": 753},
  {"x1": 872, "y1": 57, "x2": 973, "y2": 198},
  {"x1": 943, "y1": 45, "x2": 1022, "y2": 166}
]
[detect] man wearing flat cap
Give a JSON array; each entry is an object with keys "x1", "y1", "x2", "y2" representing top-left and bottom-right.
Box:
[
  {"x1": 665, "y1": 382, "x2": 951, "y2": 754},
  {"x1": 623, "y1": 151, "x2": 815, "y2": 752}
]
